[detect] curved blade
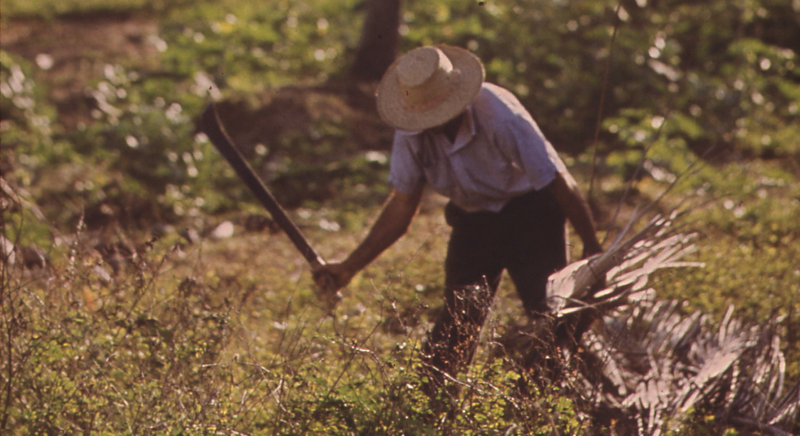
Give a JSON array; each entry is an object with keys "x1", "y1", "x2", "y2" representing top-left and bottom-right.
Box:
[{"x1": 197, "y1": 102, "x2": 326, "y2": 268}]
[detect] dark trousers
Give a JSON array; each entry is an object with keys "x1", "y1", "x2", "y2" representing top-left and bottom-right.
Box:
[{"x1": 420, "y1": 188, "x2": 567, "y2": 390}]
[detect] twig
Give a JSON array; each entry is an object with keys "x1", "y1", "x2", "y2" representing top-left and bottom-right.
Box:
[{"x1": 588, "y1": 2, "x2": 624, "y2": 201}]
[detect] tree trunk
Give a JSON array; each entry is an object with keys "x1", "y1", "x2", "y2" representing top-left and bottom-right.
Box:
[{"x1": 349, "y1": 0, "x2": 402, "y2": 83}]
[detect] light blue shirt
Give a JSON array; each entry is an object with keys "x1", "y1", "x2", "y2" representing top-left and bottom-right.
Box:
[{"x1": 389, "y1": 83, "x2": 566, "y2": 212}]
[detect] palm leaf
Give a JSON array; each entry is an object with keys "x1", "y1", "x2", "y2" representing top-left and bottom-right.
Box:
[{"x1": 537, "y1": 210, "x2": 799, "y2": 435}]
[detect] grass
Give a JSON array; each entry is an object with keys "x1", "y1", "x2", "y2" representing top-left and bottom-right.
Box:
[
  {"x1": 1, "y1": 197, "x2": 589, "y2": 434},
  {"x1": 5, "y1": 159, "x2": 798, "y2": 432}
]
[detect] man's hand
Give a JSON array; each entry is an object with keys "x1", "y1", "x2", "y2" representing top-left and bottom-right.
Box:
[
  {"x1": 580, "y1": 240, "x2": 605, "y2": 297},
  {"x1": 546, "y1": 172, "x2": 603, "y2": 261},
  {"x1": 312, "y1": 262, "x2": 355, "y2": 293},
  {"x1": 310, "y1": 188, "x2": 423, "y2": 311},
  {"x1": 582, "y1": 239, "x2": 603, "y2": 260},
  {"x1": 312, "y1": 262, "x2": 349, "y2": 309}
]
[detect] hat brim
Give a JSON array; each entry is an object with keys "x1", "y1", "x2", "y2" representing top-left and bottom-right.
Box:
[{"x1": 376, "y1": 45, "x2": 485, "y2": 132}]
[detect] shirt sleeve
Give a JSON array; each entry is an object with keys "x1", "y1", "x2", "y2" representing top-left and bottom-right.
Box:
[
  {"x1": 496, "y1": 113, "x2": 562, "y2": 191},
  {"x1": 388, "y1": 131, "x2": 426, "y2": 195}
]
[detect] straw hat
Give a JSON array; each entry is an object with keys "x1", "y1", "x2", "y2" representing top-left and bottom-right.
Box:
[{"x1": 376, "y1": 45, "x2": 485, "y2": 131}]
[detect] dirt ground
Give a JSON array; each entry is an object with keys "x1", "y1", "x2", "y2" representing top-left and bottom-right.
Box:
[{"x1": 2, "y1": 15, "x2": 162, "y2": 128}]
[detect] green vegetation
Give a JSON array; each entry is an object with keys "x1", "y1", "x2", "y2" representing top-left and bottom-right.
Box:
[
  {"x1": 2, "y1": 0, "x2": 798, "y2": 433},
  {"x1": 2, "y1": 0, "x2": 152, "y2": 18}
]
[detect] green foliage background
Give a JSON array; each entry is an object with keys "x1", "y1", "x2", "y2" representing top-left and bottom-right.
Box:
[{"x1": 1, "y1": 0, "x2": 798, "y2": 433}]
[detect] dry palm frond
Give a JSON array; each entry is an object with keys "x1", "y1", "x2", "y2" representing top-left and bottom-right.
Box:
[
  {"x1": 538, "y1": 210, "x2": 799, "y2": 435},
  {"x1": 546, "y1": 210, "x2": 702, "y2": 318},
  {"x1": 583, "y1": 301, "x2": 799, "y2": 436}
]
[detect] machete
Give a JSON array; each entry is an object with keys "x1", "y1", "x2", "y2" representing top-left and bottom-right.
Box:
[{"x1": 197, "y1": 102, "x2": 326, "y2": 268}]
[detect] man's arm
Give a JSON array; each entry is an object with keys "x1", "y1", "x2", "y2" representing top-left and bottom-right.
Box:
[
  {"x1": 313, "y1": 188, "x2": 423, "y2": 291},
  {"x1": 546, "y1": 171, "x2": 602, "y2": 258}
]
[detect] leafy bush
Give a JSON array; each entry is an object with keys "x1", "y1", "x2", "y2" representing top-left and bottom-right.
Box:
[
  {"x1": 0, "y1": 51, "x2": 77, "y2": 246},
  {"x1": 400, "y1": 0, "x2": 800, "y2": 161},
  {"x1": 159, "y1": 0, "x2": 362, "y2": 90}
]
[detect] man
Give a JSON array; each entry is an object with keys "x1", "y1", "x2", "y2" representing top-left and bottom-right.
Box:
[{"x1": 313, "y1": 45, "x2": 602, "y2": 390}]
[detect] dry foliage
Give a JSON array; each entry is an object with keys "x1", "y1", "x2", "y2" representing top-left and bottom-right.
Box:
[{"x1": 530, "y1": 210, "x2": 800, "y2": 435}]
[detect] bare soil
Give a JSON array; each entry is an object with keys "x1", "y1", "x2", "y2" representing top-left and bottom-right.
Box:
[{"x1": 2, "y1": 15, "x2": 161, "y2": 128}]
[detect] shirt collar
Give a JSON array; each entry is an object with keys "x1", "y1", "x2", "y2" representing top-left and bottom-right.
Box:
[
  {"x1": 395, "y1": 105, "x2": 477, "y2": 151},
  {"x1": 450, "y1": 105, "x2": 476, "y2": 153}
]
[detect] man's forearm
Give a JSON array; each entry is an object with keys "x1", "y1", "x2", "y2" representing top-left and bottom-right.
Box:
[
  {"x1": 343, "y1": 214, "x2": 408, "y2": 272},
  {"x1": 343, "y1": 189, "x2": 422, "y2": 272},
  {"x1": 547, "y1": 172, "x2": 602, "y2": 256},
  {"x1": 565, "y1": 198, "x2": 602, "y2": 255}
]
